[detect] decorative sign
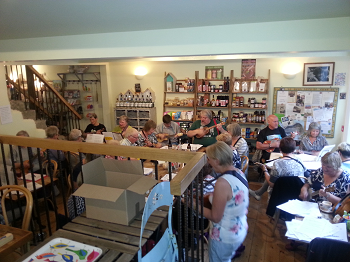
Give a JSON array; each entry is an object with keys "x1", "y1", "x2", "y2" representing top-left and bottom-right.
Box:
[
  {"x1": 205, "y1": 66, "x2": 224, "y2": 80},
  {"x1": 241, "y1": 59, "x2": 256, "y2": 79}
]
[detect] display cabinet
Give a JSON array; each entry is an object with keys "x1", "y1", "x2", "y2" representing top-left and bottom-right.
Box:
[{"x1": 115, "y1": 107, "x2": 157, "y2": 131}]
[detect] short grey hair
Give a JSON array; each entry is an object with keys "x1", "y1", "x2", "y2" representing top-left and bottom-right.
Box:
[
  {"x1": 46, "y1": 126, "x2": 59, "y2": 138},
  {"x1": 200, "y1": 109, "x2": 213, "y2": 120},
  {"x1": 69, "y1": 129, "x2": 82, "y2": 141},
  {"x1": 16, "y1": 130, "x2": 29, "y2": 137},
  {"x1": 306, "y1": 122, "x2": 321, "y2": 137},
  {"x1": 206, "y1": 141, "x2": 232, "y2": 166},
  {"x1": 338, "y1": 142, "x2": 350, "y2": 158},
  {"x1": 227, "y1": 123, "x2": 242, "y2": 137},
  {"x1": 124, "y1": 127, "x2": 138, "y2": 139},
  {"x1": 321, "y1": 152, "x2": 342, "y2": 170}
]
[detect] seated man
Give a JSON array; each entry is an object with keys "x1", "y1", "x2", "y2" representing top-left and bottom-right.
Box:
[
  {"x1": 10, "y1": 130, "x2": 43, "y2": 175},
  {"x1": 155, "y1": 114, "x2": 181, "y2": 147},
  {"x1": 187, "y1": 109, "x2": 227, "y2": 148}
]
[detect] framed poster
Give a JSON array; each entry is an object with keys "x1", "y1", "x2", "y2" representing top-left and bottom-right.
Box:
[
  {"x1": 272, "y1": 87, "x2": 338, "y2": 138},
  {"x1": 303, "y1": 62, "x2": 335, "y2": 86},
  {"x1": 241, "y1": 59, "x2": 256, "y2": 79}
]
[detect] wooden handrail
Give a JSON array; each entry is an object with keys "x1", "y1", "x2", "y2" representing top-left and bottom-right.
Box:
[
  {"x1": 0, "y1": 135, "x2": 206, "y2": 195},
  {"x1": 27, "y1": 65, "x2": 82, "y2": 120}
]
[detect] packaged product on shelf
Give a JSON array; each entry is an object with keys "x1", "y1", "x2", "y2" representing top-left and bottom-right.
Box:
[
  {"x1": 242, "y1": 81, "x2": 249, "y2": 92},
  {"x1": 234, "y1": 81, "x2": 240, "y2": 92},
  {"x1": 258, "y1": 82, "x2": 266, "y2": 92},
  {"x1": 250, "y1": 81, "x2": 257, "y2": 92}
]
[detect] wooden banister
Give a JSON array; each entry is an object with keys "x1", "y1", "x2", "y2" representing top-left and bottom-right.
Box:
[
  {"x1": 27, "y1": 66, "x2": 82, "y2": 120},
  {"x1": 0, "y1": 135, "x2": 206, "y2": 196}
]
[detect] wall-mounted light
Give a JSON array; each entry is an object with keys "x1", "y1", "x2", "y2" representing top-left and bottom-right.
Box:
[
  {"x1": 134, "y1": 66, "x2": 148, "y2": 80},
  {"x1": 281, "y1": 61, "x2": 302, "y2": 79}
]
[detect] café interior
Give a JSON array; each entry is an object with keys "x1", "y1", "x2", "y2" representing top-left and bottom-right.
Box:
[{"x1": 1, "y1": 1, "x2": 350, "y2": 261}]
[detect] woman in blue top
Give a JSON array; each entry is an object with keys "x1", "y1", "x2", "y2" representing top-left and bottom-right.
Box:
[
  {"x1": 337, "y1": 142, "x2": 350, "y2": 173},
  {"x1": 195, "y1": 141, "x2": 249, "y2": 262}
]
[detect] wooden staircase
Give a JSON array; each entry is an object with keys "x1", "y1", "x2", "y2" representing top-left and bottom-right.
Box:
[{"x1": 5, "y1": 65, "x2": 82, "y2": 135}]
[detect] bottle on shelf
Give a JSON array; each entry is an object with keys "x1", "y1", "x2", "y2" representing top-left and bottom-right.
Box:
[
  {"x1": 187, "y1": 143, "x2": 191, "y2": 151},
  {"x1": 211, "y1": 95, "x2": 216, "y2": 107},
  {"x1": 130, "y1": 95, "x2": 135, "y2": 108},
  {"x1": 116, "y1": 97, "x2": 120, "y2": 107}
]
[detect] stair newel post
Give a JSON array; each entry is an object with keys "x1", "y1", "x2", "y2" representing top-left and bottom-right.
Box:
[{"x1": 25, "y1": 66, "x2": 36, "y2": 111}]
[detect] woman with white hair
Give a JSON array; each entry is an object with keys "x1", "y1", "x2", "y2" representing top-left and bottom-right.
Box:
[
  {"x1": 337, "y1": 142, "x2": 350, "y2": 173},
  {"x1": 299, "y1": 122, "x2": 328, "y2": 154}
]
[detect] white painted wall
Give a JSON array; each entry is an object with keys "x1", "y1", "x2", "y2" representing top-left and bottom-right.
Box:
[{"x1": 0, "y1": 66, "x2": 46, "y2": 138}]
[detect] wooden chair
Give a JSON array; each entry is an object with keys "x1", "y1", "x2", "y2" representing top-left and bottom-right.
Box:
[
  {"x1": 42, "y1": 159, "x2": 58, "y2": 178},
  {"x1": 240, "y1": 155, "x2": 249, "y2": 173},
  {"x1": 0, "y1": 185, "x2": 33, "y2": 230}
]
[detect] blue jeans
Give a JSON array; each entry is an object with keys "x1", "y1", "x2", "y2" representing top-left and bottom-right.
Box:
[{"x1": 209, "y1": 238, "x2": 242, "y2": 262}]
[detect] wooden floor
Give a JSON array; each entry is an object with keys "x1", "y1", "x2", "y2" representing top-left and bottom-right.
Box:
[{"x1": 234, "y1": 182, "x2": 308, "y2": 262}]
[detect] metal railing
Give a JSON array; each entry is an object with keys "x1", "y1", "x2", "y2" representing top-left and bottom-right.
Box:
[
  {"x1": 0, "y1": 135, "x2": 207, "y2": 261},
  {"x1": 5, "y1": 65, "x2": 82, "y2": 135}
]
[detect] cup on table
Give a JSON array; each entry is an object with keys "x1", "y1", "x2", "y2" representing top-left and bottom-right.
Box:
[{"x1": 321, "y1": 200, "x2": 332, "y2": 210}]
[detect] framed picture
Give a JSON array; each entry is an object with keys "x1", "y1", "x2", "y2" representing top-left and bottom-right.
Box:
[
  {"x1": 241, "y1": 59, "x2": 256, "y2": 79},
  {"x1": 303, "y1": 62, "x2": 335, "y2": 86}
]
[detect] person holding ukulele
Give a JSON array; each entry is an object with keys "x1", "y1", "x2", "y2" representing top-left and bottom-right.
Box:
[
  {"x1": 155, "y1": 114, "x2": 182, "y2": 147},
  {"x1": 187, "y1": 109, "x2": 227, "y2": 148}
]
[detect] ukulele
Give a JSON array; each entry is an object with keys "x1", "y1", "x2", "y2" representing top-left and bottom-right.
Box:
[
  {"x1": 263, "y1": 138, "x2": 280, "y2": 153},
  {"x1": 311, "y1": 186, "x2": 336, "y2": 197},
  {"x1": 195, "y1": 122, "x2": 225, "y2": 138},
  {"x1": 157, "y1": 133, "x2": 183, "y2": 142}
]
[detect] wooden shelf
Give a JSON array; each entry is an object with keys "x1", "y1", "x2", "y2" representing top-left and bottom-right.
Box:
[
  {"x1": 197, "y1": 92, "x2": 230, "y2": 94},
  {"x1": 165, "y1": 92, "x2": 194, "y2": 94},
  {"x1": 197, "y1": 106, "x2": 228, "y2": 108},
  {"x1": 232, "y1": 106, "x2": 267, "y2": 110},
  {"x1": 164, "y1": 105, "x2": 194, "y2": 108},
  {"x1": 173, "y1": 119, "x2": 193, "y2": 122},
  {"x1": 232, "y1": 91, "x2": 268, "y2": 94}
]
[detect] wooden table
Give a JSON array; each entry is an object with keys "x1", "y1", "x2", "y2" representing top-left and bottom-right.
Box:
[
  {"x1": 0, "y1": 224, "x2": 32, "y2": 257},
  {"x1": 18, "y1": 208, "x2": 168, "y2": 262}
]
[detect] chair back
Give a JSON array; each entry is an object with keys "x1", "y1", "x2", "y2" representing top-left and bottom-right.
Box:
[
  {"x1": 266, "y1": 176, "x2": 304, "y2": 218},
  {"x1": 138, "y1": 182, "x2": 178, "y2": 262},
  {"x1": 0, "y1": 185, "x2": 33, "y2": 230},
  {"x1": 43, "y1": 159, "x2": 58, "y2": 178},
  {"x1": 306, "y1": 237, "x2": 350, "y2": 261},
  {"x1": 240, "y1": 155, "x2": 249, "y2": 173}
]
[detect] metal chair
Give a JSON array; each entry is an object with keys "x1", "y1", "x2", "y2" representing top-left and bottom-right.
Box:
[
  {"x1": 138, "y1": 182, "x2": 178, "y2": 262},
  {"x1": 0, "y1": 185, "x2": 33, "y2": 230},
  {"x1": 240, "y1": 155, "x2": 249, "y2": 173}
]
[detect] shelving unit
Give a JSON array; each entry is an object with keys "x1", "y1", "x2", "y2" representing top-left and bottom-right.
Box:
[
  {"x1": 163, "y1": 73, "x2": 195, "y2": 126},
  {"x1": 115, "y1": 108, "x2": 157, "y2": 131},
  {"x1": 57, "y1": 72, "x2": 101, "y2": 120}
]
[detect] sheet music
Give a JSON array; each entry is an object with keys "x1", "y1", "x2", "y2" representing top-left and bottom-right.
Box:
[{"x1": 86, "y1": 134, "x2": 104, "y2": 144}]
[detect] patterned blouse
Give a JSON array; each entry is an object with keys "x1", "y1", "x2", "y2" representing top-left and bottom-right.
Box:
[
  {"x1": 137, "y1": 132, "x2": 158, "y2": 147},
  {"x1": 210, "y1": 172, "x2": 248, "y2": 245},
  {"x1": 269, "y1": 157, "x2": 306, "y2": 184},
  {"x1": 299, "y1": 135, "x2": 328, "y2": 152},
  {"x1": 309, "y1": 168, "x2": 350, "y2": 199},
  {"x1": 233, "y1": 137, "x2": 249, "y2": 157}
]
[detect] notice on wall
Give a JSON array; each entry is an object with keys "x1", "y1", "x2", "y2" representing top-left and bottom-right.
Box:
[
  {"x1": 273, "y1": 87, "x2": 338, "y2": 138},
  {"x1": 0, "y1": 105, "x2": 13, "y2": 125}
]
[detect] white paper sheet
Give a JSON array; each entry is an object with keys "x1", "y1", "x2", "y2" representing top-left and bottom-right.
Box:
[
  {"x1": 86, "y1": 134, "x2": 104, "y2": 144},
  {"x1": 0, "y1": 105, "x2": 13, "y2": 125}
]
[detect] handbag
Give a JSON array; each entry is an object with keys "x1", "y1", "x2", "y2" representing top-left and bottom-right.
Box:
[{"x1": 252, "y1": 149, "x2": 262, "y2": 163}]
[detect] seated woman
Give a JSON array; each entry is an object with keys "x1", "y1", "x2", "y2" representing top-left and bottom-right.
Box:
[
  {"x1": 197, "y1": 141, "x2": 248, "y2": 262},
  {"x1": 299, "y1": 122, "x2": 328, "y2": 154},
  {"x1": 249, "y1": 137, "x2": 306, "y2": 201},
  {"x1": 113, "y1": 115, "x2": 132, "y2": 137},
  {"x1": 337, "y1": 142, "x2": 350, "y2": 173},
  {"x1": 299, "y1": 152, "x2": 350, "y2": 205},
  {"x1": 226, "y1": 123, "x2": 248, "y2": 157},
  {"x1": 84, "y1": 113, "x2": 106, "y2": 135},
  {"x1": 216, "y1": 133, "x2": 241, "y2": 169},
  {"x1": 138, "y1": 120, "x2": 162, "y2": 148}
]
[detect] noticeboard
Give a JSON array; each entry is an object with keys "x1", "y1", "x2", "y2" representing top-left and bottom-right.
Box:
[{"x1": 272, "y1": 87, "x2": 338, "y2": 138}]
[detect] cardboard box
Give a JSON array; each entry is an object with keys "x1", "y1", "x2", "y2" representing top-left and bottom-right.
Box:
[{"x1": 73, "y1": 157, "x2": 157, "y2": 225}]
